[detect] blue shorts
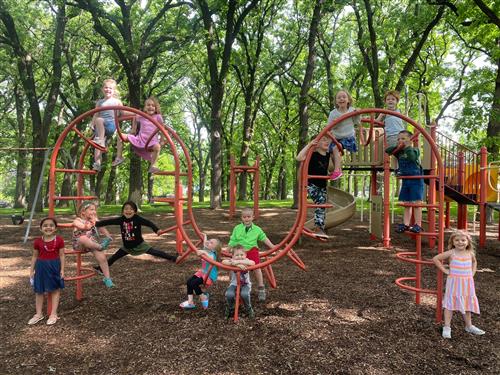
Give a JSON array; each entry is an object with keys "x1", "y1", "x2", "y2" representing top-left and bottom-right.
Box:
[
  {"x1": 329, "y1": 136, "x2": 358, "y2": 153},
  {"x1": 399, "y1": 179, "x2": 424, "y2": 202},
  {"x1": 94, "y1": 118, "x2": 116, "y2": 137}
]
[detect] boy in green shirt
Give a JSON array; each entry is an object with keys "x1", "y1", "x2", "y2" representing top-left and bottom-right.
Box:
[{"x1": 227, "y1": 207, "x2": 275, "y2": 301}]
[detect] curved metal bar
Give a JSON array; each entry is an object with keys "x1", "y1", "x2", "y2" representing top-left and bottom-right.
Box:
[{"x1": 48, "y1": 106, "x2": 446, "y2": 323}]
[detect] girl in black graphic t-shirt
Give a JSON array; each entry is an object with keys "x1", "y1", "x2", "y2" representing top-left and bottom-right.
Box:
[
  {"x1": 296, "y1": 135, "x2": 332, "y2": 239},
  {"x1": 94, "y1": 201, "x2": 177, "y2": 273}
]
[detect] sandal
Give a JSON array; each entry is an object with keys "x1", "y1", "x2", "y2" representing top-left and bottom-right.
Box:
[
  {"x1": 111, "y1": 157, "x2": 125, "y2": 167},
  {"x1": 46, "y1": 316, "x2": 59, "y2": 325},
  {"x1": 179, "y1": 301, "x2": 196, "y2": 310},
  {"x1": 28, "y1": 314, "x2": 44, "y2": 325}
]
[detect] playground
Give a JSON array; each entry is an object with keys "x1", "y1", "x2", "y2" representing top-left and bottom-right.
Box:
[
  {"x1": 0, "y1": 103, "x2": 497, "y2": 374},
  {"x1": 1, "y1": 208, "x2": 499, "y2": 374}
]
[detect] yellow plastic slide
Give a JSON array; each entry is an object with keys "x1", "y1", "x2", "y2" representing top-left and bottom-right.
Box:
[{"x1": 305, "y1": 186, "x2": 356, "y2": 230}]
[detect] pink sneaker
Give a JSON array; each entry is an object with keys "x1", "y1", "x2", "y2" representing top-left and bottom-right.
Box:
[{"x1": 329, "y1": 171, "x2": 343, "y2": 180}]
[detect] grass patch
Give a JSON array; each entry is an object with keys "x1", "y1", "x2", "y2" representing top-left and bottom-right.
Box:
[{"x1": 0, "y1": 198, "x2": 497, "y2": 221}]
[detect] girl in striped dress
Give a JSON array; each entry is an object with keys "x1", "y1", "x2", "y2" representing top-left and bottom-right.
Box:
[{"x1": 433, "y1": 230, "x2": 485, "y2": 339}]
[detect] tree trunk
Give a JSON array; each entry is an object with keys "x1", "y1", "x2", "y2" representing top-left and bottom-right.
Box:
[
  {"x1": 278, "y1": 157, "x2": 287, "y2": 200},
  {"x1": 0, "y1": 0, "x2": 67, "y2": 211},
  {"x1": 196, "y1": 0, "x2": 260, "y2": 209},
  {"x1": 209, "y1": 87, "x2": 224, "y2": 208},
  {"x1": 147, "y1": 173, "x2": 154, "y2": 204},
  {"x1": 13, "y1": 83, "x2": 27, "y2": 208},
  {"x1": 105, "y1": 148, "x2": 119, "y2": 204},
  {"x1": 293, "y1": 0, "x2": 324, "y2": 209},
  {"x1": 127, "y1": 65, "x2": 144, "y2": 205},
  {"x1": 486, "y1": 51, "x2": 500, "y2": 157},
  {"x1": 238, "y1": 98, "x2": 253, "y2": 201}
]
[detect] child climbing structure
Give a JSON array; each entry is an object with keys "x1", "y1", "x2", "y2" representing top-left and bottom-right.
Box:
[
  {"x1": 306, "y1": 107, "x2": 497, "y2": 322},
  {"x1": 47, "y1": 106, "x2": 311, "y2": 321},
  {"x1": 45, "y1": 105, "x2": 495, "y2": 323}
]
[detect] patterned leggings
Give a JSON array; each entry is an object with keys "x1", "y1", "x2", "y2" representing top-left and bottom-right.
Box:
[{"x1": 307, "y1": 184, "x2": 327, "y2": 230}]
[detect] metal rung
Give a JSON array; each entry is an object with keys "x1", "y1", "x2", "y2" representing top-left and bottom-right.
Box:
[
  {"x1": 58, "y1": 223, "x2": 75, "y2": 229},
  {"x1": 404, "y1": 231, "x2": 439, "y2": 238},
  {"x1": 55, "y1": 168, "x2": 97, "y2": 175},
  {"x1": 307, "y1": 203, "x2": 334, "y2": 209},
  {"x1": 398, "y1": 203, "x2": 439, "y2": 208},
  {"x1": 233, "y1": 167, "x2": 257, "y2": 172},
  {"x1": 55, "y1": 195, "x2": 98, "y2": 201},
  {"x1": 398, "y1": 175, "x2": 439, "y2": 179},
  {"x1": 157, "y1": 220, "x2": 193, "y2": 235},
  {"x1": 153, "y1": 170, "x2": 188, "y2": 176},
  {"x1": 307, "y1": 174, "x2": 330, "y2": 180},
  {"x1": 153, "y1": 197, "x2": 186, "y2": 204}
]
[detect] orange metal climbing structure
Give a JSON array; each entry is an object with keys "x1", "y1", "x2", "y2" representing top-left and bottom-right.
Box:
[
  {"x1": 47, "y1": 105, "x2": 494, "y2": 323},
  {"x1": 47, "y1": 106, "x2": 310, "y2": 322}
]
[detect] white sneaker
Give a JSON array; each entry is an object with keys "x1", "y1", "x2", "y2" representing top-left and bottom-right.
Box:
[
  {"x1": 442, "y1": 326, "x2": 451, "y2": 339},
  {"x1": 465, "y1": 325, "x2": 485, "y2": 335}
]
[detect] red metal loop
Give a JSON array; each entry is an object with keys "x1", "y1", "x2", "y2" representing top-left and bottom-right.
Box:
[
  {"x1": 395, "y1": 252, "x2": 434, "y2": 265},
  {"x1": 395, "y1": 277, "x2": 437, "y2": 295}
]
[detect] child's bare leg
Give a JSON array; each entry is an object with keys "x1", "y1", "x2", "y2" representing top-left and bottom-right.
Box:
[
  {"x1": 443, "y1": 308, "x2": 452, "y2": 327},
  {"x1": 78, "y1": 236, "x2": 102, "y2": 251},
  {"x1": 254, "y1": 268, "x2": 264, "y2": 288},
  {"x1": 92, "y1": 250, "x2": 111, "y2": 278},
  {"x1": 93, "y1": 118, "x2": 106, "y2": 164},
  {"x1": 116, "y1": 137, "x2": 123, "y2": 159},
  {"x1": 187, "y1": 294, "x2": 195, "y2": 304},
  {"x1": 35, "y1": 293, "x2": 44, "y2": 316},
  {"x1": 333, "y1": 148, "x2": 342, "y2": 172},
  {"x1": 463, "y1": 311, "x2": 473, "y2": 328},
  {"x1": 150, "y1": 144, "x2": 161, "y2": 167},
  {"x1": 49, "y1": 289, "x2": 61, "y2": 319},
  {"x1": 414, "y1": 205, "x2": 422, "y2": 226},
  {"x1": 113, "y1": 134, "x2": 127, "y2": 165},
  {"x1": 403, "y1": 206, "x2": 412, "y2": 226}
]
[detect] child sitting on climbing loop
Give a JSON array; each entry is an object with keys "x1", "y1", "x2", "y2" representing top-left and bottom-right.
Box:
[
  {"x1": 432, "y1": 230, "x2": 485, "y2": 339},
  {"x1": 376, "y1": 90, "x2": 406, "y2": 148},
  {"x1": 72, "y1": 201, "x2": 114, "y2": 287},
  {"x1": 385, "y1": 130, "x2": 424, "y2": 233},
  {"x1": 179, "y1": 233, "x2": 220, "y2": 310},
  {"x1": 92, "y1": 78, "x2": 123, "y2": 171},
  {"x1": 112, "y1": 96, "x2": 165, "y2": 174},
  {"x1": 222, "y1": 245, "x2": 256, "y2": 319},
  {"x1": 296, "y1": 135, "x2": 331, "y2": 239},
  {"x1": 327, "y1": 89, "x2": 361, "y2": 180},
  {"x1": 227, "y1": 207, "x2": 275, "y2": 302},
  {"x1": 94, "y1": 200, "x2": 177, "y2": 274}
]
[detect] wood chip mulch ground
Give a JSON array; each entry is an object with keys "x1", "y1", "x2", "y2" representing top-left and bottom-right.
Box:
[{"x1": 1, "y1": 208, "x2": 498, "y2": 374}]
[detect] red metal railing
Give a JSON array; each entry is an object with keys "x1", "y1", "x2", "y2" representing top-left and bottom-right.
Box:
[{"x1": 434, "y1": 131, "x2": 481, "y2": 201}]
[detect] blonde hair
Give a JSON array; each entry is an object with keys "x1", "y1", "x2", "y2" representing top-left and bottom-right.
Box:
[
  {"x1": 335, "y1": 89, "x2": 354, "y2": 109},
  {"x1": 78, "y1": 201, "x2": 96, "y2": 217},
  {"x1": 448, "y1": 230, "x2": 475, "y2": 254},
  {"x1": 212, "y1": 238, "x2": 222, "y2": 253},
  {"x1": 231, "y1": 245, "x2": 245, "y2": 256},
  {"x1": 384, "y1": 90, "x2": 400, "y2": 102},
  {"x1": 144, "y1": 96, "x2": 161, "y2": 114},
  {"x1": 102, "y1": 78, "x2": 120, "y2": 98},
  {"x1": 241, "y1": 207, "x2": 254, "y2": 216}
]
